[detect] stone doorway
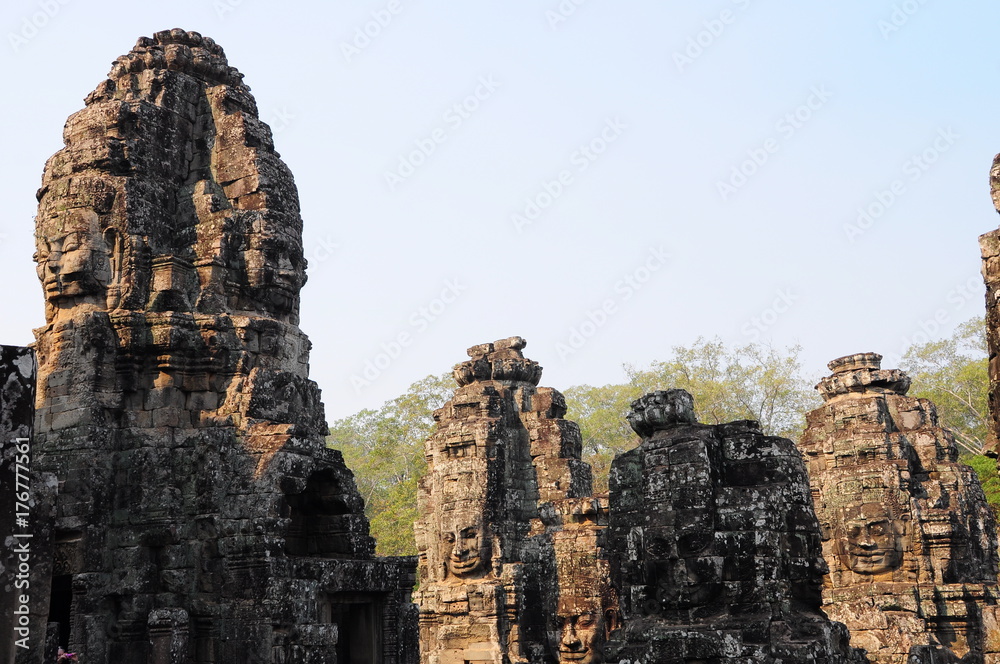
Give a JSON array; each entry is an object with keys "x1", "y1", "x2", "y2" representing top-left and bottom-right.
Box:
[
  {"x1": 47, "y1": 574, "x2": 72, "y2": 649},
  {"x1": 321, "y1": 593, "x2": 382, "y2": 664}
]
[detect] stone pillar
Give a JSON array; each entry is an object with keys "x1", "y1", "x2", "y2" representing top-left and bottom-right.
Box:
[
  {"x1": 415, "y1": 337, "x2": 607, "y2": 664},
  {"x1": 148, "y1": 609, "x2": 191, "y2": 664},
  {"x1": 980, "y1": 153, "x2": 1000, "y2": 457},
  {"x1": 800, "y1": 353, "x2": 1000, "y2": 663},
  {"x1": 604, "y1": 389, "x2": 864, "y2": 663}
]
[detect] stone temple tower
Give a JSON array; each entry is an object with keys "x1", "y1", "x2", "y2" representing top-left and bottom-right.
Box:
[
  {"x1": 30, "y1": 29, "x2": 415, "y2": 664},
  {"x1": 800, "y1": 353, "x2": 1000, "y2": 663},
  {"x1": 603, "y1": 389, "x2": 865, "y2": 663},
  {"x1": 414, "y1": 337, "x2": 616, "y2": 664},
  {"x1": 981, "y1": 152, "x2": 1000, "y2": 458}
]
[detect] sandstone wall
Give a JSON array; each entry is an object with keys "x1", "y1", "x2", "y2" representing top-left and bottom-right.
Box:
[{"x1": 980, "y1": 153, "x2": 1000, "y2": 457}]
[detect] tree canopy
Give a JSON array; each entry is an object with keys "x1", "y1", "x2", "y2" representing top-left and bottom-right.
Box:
[
  {"x1": 328, "y1": 373, "x2": 453, "y2": 556},
  {"x1": 328, "y1": 320, "x2": 999, "y2": 554},
  {"x1": 567, "y1": 338, "x2": 817, "y2": 492},
  {"x1": 899, "y1": 317, "x2": 990, "y2": 456}
]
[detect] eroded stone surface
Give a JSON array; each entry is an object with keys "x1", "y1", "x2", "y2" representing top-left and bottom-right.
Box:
[
  {"x1": 982, "y1": 153, "x2": 1000, "y2": 458},
  {"x1": 31, "y1": 29, "x2": 415, "y2": 664},
  {"x1": 415, "y1": 337, "x2": 614, "y2": 664},
  {"x1": 0, "y1": 347, "x2": 51, "y2": 664},
  {"x1": 604, "y1": 389, "x2": 864, "y2": 663},
  {"x1": 545, "y1": 497, "x2": 617, "y2": 664},
  {"x1": 801, "y1": 353, "x2": 1000, "y2": 663}
]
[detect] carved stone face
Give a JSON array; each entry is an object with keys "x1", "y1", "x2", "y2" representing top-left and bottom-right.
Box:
[
  {"x1": 442, "y1": 516, "x2": 488, "y2": 579},
  {"x1": 35, "y1": 216, "x2": 110, "y2": 305},
  {"x1": 841, "y1": 503, "x2": 904, "y2": 574},
  {"x1": 245, "y1": 235, "x2": 303, "y2": 315},
  {"x1": 555, "y1": 608, "x2": 602, "y2": 664}
]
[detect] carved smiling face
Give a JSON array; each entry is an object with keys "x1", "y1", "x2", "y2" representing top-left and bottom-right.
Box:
[
  {"x1": 442, "y1": 516, "x2": 489, "y2": 579},
  {"x1": 841, "y1": 503, "x2": 904, "y2": 574},
  {"x1": 551, "y1": 592, "x2": 619, "y2": 664},
  {"x1": 555, "y1": 609, "x2": 601, "y2": 664},
  {"x1": 34, "y1": 211, "x2": 111, "y2": 309}
]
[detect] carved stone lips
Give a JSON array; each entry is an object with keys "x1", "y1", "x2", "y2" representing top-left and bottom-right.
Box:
[
  {"x1": 450, "y1": 556, "x2": 479, "y2": 572},
  {"x1": 851, "y1": 551, "x2": 887, "y2": 563}
]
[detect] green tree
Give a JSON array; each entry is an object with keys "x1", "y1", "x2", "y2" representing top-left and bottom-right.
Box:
[
  {"x1": 565, "y1": 339, "x2": 817, "y2": 492},
  {"x1": 328, "y1": 373, "x2": 453, "y2": 556},
  {"x1": 900, "y1": 317, "x2": 990, "y2": 456},
  {"x1": 563, "y1": 383, "x2": 642, "y2": 494},
  {"x1": 964, "y1": 454, "x2": 1000, "y2": 516},
  {"x1": 626, "y1": 339, "x2": 818, "y2": 440},
  {"x1": 898, "y1": 317, "x2": 999, "y2": 514}
]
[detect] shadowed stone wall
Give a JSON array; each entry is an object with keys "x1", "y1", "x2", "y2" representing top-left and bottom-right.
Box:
[
  {"x1": 604, "y1": 389, "x2": 865, "y2": 663},
  {"x1": 0, "y1": 347, "x2": 52, "y2": 664},
  {"x1": 30, "y1": 29, "x2": 415, "y2": 664}
]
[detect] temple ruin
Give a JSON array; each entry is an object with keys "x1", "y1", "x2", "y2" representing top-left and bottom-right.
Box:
[
  {"x1": 11, "y1": 25, "x2": 1000, "y2": 664},
  {"x1": 602, "y1": 389, "x2": 865, "y2": 663},
  {"x1": 414, "y1": 337, "x2": 615, "y2": 664},
  {"x1": 25, "y1": 29, "x2": 416, "y2": 663},
  {"x1": 982, "y1": 152, "x2": 1000, "y2": 459},
  {"x1": 799, "y1": 353, "x2": 1000, "y2": 662}
]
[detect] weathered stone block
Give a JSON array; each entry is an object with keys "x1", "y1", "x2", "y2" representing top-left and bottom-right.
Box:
[{"x1": 605, "y1": 389, "x2": 865, "y2": 663}]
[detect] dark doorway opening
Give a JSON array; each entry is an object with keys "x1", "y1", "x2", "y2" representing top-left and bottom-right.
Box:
[
  {"x1": 321, "y1": 594, "x2": 381, "y2": 664},
  {"x1": 48, "y1": 574, "x2": 72, "y2": 648}
]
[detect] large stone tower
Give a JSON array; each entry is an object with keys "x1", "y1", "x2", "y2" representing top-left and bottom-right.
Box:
[
  {"x1": 414, "y1": 337, "x2": 615, "y2": 664},
  {"x1": 800, "y1": 353, "x2": 1000, "y2": 663},
  {"x1": 981, "y1": 153, "x2": 1000, "y2": 458},
  {"x1": 604, "y1": 389, "x2": 865, "y2": 663},
  {"x1": 30, "y1": 29, "x2": 415, "y2": 664}
]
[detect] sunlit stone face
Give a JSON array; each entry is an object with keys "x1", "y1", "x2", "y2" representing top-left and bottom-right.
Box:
[
  {"x1": 34, "y1": 213, "x2": 110, "y2": 306},
  {"x1": 443, "y1": 516, "x2": 489, "y2": 579},
  {"x1": 555, "y1": 608, "x2": 601, "y2": 664},
  {"x1": 841, "y1": 503, "x2": 904, "y2": 574}
]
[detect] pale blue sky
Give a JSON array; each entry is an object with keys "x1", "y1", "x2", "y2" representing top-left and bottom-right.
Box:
[{"x1": 1, "y1": 0, "x2": 998, "y2": 418}]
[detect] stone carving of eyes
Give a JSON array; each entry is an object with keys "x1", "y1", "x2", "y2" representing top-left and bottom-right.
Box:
[
  {"x1": 34, "y1": 240, "x2": 53, "y2": 262},
  {"x1": 461, "y1": 528, "x2": 478, "y2": 539},
  {"x1": 869, "y1": 522, "x2": 886, "y2": 536},
  {"x1": 847, "y1": 526, "x2": 863, "y2": 539},
  {"x1": 444, "y1": 533, "x2": 456, "y2": 543},
  {"x1": 62, "y1": 234, "x2": 83, "y2": 252},
  {"x1": 577, "y1": 613, "x2": 597, "y2": 627}
]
